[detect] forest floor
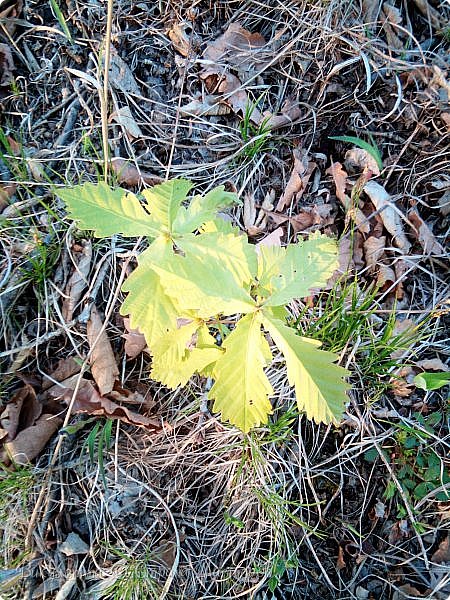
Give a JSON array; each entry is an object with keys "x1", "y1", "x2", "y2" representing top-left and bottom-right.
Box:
[{"x1": 0, "y1": 1, "x2": 449, "y2": 598}]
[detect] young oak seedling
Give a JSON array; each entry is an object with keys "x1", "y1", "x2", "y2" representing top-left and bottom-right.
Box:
[{"x1": 58, "y1": 179, "x2": 349, "y2": 432}]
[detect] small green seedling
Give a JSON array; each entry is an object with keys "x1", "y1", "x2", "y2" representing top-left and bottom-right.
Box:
[
  {"x1": 414, "y1": 371, "x2": 450, "y2": 392},
  {"x1": 58, "y1": 179, "x2": 349, "y2": 432}
]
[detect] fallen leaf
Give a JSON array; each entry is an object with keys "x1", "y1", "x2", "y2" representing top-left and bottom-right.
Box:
[
  {"x1": 363, "y1": 235, "x2": 386, "y2": 270},
  {"x1": 431, "y1": 535, "x2": 450, "y2": 564},
  {"x1": 262, "y1": 98, "x2": 302, "y2": 131},
  {"x1": 168, "y1": 22, "x2": 197, "y2": 57},
  {"x1": 392, "y1": 584, "x2": 425, "y2": 599},
  {"x1": 290, "y1": 204, "x2": 334, "y2": 233},
  {"x1": 42, "y1": 357, "x2": 82, "y2": 391},
  {"x1": 62, "y1": 239, "x2": 92, "y2": 322},
  {"x1": 110, "y1": 158, "x2": 162, "y2": 186},
  {"x1": 181, "y1": 96, "x2": 231, "y2": 117},
  {"x1": 416, "y1": 358, "x2": 448, "y2": 372},
  {"x1": 203, "y1": 22, "x2": 266, "y2": 76},
  {"x1": 411, "y1": 0, "x2": 445, "y2": 30},
  {"x1": 326, "y1": 162, "x2": 370, "y2": 233},
  {"x1": 374, "y1": 499, "x2": 386, "y2": 519},
  {"x1": 4, "y1": 414, "x2": 62, "y2": 465},
  {"x1": 87, "y1": 306, "x2": 119, "y2": 396},
  {"x1": 59, "y1": 532, "x2": 90, "y2": 556},
  {"x1": 243, "y1": 193, "x2": 258, "y2": 232},
  {"x1": 111, "y1": 106, "x2": 143, "y2": 139},
  {"x1": 0, "y1": 385, "x2": 41, "y2": 442},
  {"x1": 61, "y1": 379, "x2": 162, "y2": 431},
  {"x1": 345, "y1": 146, "x2": 381, "y2": 176},
  {"x1": 108, "y1": 51, "x2": 140, "y2": 95},
  {"x1": 123, "y1": 317, "x2": 148, "y2": 359},
  {"x1": 407, "y1": 209, "x2": 444, "y2": 255},
  {"x1": 276, "y1": 149, "x2": 315, "y2": 212},
  {"x1": 388, "y1": 519, "x2": 411, "y2": 545},
  {"x1": 0, "y1": 1, "x2": 23, "y2": 36},
  {"x1": 256, "y1": 227, "x2": 284, "y2": 249},
  {"x1": 363, "y1": 180, "x2": 411, "y2": 253},
  {"x1": 0, "y1": 43, "x2": 14, "y2": 88},
  {"x1": 200, "y1": 70, "x2": 260, "y2": 120},
  {"x1": 336, "y1": 546, "x2": 346, "y2": 570}
]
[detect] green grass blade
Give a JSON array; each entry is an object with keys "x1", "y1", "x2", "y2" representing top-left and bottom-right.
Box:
[
  {"x1": 49, "y1": 0, "x2": 73, "y2": 43},
  {"x1": 329, "y1": 135, "x2": 383, "y2": 171}
]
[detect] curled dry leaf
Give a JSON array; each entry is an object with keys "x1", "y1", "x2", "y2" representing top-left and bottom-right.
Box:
[
  {"x1": 3, "y1": 414, "x2": 62, "y2": 465},
  {"x1": 123, "y1": 317, "x2": 148, "y2": 359},
  {"x1": 0, "y1": 384, "x2": 42, "y2": 442},
  {"x1": 167, "y1": 22, "x2": 200, "y2": 57},
  {"x1": 345, "y1": 147, "x2": 381, "y2": 177},
  {"x1": 363, "y1": 180, "x2": 411, "y2": 253},
  {"x1": 42, "y1": 357, "x2": 82, "y2": 391},
  {"x1": 326, "y1": 162, "x2": 370, "y2": 233},
  {"x1": 363, "y1": 235, "x2": 386, "y2": 270},
  {"x1": 111, "y1": 106, "x2": 143, "y2": 139},
  {"x1": 203, "y1": 22, "x2": 266, "y2": 76},
  {"x1": 200, "y1": 69, "x2": 260, "y2": 121},
  {"x1": 407, "y1": 209, "x2": 444, "y2": 255},
  {"x1": 87, "y1": 306, "x2": 119, "y2": 396},
  {"x1": 416, "y1": 358, "x2": 448, "y2": 372},
  {"x1": 262, "y1": 99, "x2": 302, "y2": 131},
  {"x1": 276, "y1": 149, "x2": 315, "y2": 212},
  {"x1": 181, "y1": 96, "x2": 231, "y2": 117},
  {"x1": 61, "y1": 379, "x2": 162, "y2": 432},
  {"x1": 110, "y1": 158, "x2": 162, "y2": 186},
  {"x1": 243, "y1": 193, "x2": 257, "y2": 232},
  {"x1": 108, "y1": 52, "x2": 140, "y2": 95},
  {"x1": 62, "y1": 239, "x2": 92, "y2": 322},
  {"x1": 0, "y1": 43, "x2": 14, "y2": 88},
  {"x1": 431, "y1": 535, "x2": 450, "y2": 564}
]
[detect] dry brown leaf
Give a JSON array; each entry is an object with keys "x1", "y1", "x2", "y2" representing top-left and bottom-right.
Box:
[
  {"x1": 411, "y1": 0, "x2": 444, "y2": 30},
  {"x1": 123, "y1": 317, "x2": 148, "y2": 359},
  {"x1": 62, "y1": 239, "x2": 92, "y2": 321},
  {"x1": 407, "y1": 209, "x2": 444, "y2": 255},
  {"x1": 364, "y1": 235, "x2": 386, "y2": 270},
  {"x1": 262, "y1": 99, "x2": 302, "y2": 131},
  {"x1": 416, "y1": 358, "x2": 448, "y2": 372},
  {"x1": 111, "y1": 106, "x2": 143, "y2": 139},
  {"x1": 441, "y1": 112, "x2": 450, "y2": 132},
  {"x1": 276, "y1": 149, "x2": 314, "y2": 212},
  {"x1": 87, "y1": 306, "x2": 119, "y2": 396},
  {"x1": 256, "y1": 227, "x2": 284, "y2": 250},
  {"x1": 110, "y1": 158, "x2": 162, "y2": 186},
  {"x1": 0, "y1": 43, "x2": 14, "y2": 88},
  {"x1": 0, "y1": 1, "x2": 23, "y2": 36},
  {"x1": 363, "y1": 181, "x2": 411, "y2": 252},
  {"x1": 243, "y1": 193, "x2": 257, "y2": 232},
  {"x1": 290, "y1": 204, "x2": 333, "y2": 233},
  {"x1": 345, "y1": 147, "x2": 381, "y2": 176},
  {"x1": 42, "y1": 357, "x2": 82, "y2": 391},
  {"x1": 0, "y1": 385, "x2": 41, "y2": 442},
  {"x1": 336, "y1": 546, "x2": 346, "y2": 571},
  {"x1": 61, "y1": 379, "x2": 161, "y2": 432},
  {"x1": 431, "y1": 535, "x2": 450, "y2": 564},
  {"x1": 4, "y1": 414, "x2": 62, "y2": 465},
  {"x1": 203, "y1": 22, "x2": 266, "y2": 76},
  {"x1": 168, "y1": 22, "x2": 198, "y2": 57},
  {"x1": 181, "y1": 96, "x2": 231, "y2": 117},
  {"x1": 392, "y1": 584, "x2": 426, "y2": 599},
  {"x1": 326, "y1": 162, "x2": 370, "y2": 233},
  {"x1": 108, "y1": 52, "x2": 140, "y2": 95},
  {"x1": 200, "y1": 70, "x2": 260, "y2": 120}
]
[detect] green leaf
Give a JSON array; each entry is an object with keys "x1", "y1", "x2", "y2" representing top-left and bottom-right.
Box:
[
  {"x1": 329, "y1": 135, "x2": 383, "y2": 171},
  {"x1": 177, "y1": 232, "x2": 257, "y2": 286},
  {"x1": 262, "y1": 314, "x2": 349, "y2": 424},
  {"x1": 262, "y1": 232, "x2": 339, "y2": 307},
  {"x1": 172, "y1": 187, "x2": 238, "y2": 234},
  {"x1": 200, "y1": 218, "x2": 241, "y2": 236},
  {"x1": 209, "y1": 313, "x2": 274, "y2": 432},
  {"x1": 120, "y1": 238, "x2": 181, "y2": 348},
  {"x1": 150, "y1": 322, "x2": 222, "y2": 388},
  {"x1": 152, "y1": 238, "x2": 256, "y2": 318},
  {"x1": 255, "y1": 245, "x2": 286, "y2": 299},
  {"x1": 141, "y1": 179, "x2": 193, "y2": 233},
  {"x1": 57, "y1": 182, "x2": 160, "y2": 237},
  {"x1": 414, "y1": 371, "x2": 450, "y2": 391}
]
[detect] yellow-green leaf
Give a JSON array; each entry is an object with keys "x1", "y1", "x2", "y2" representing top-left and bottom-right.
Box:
[
  {"x1": 120, "y1": 238, "x2": 180, "y2": 347},
  {"x1": 262, "y1": 313, "x2": 349, "y2": 424},
  {"x1": 151, "y1": 324, "x2": 222, "y2": 388},
  {"x1": 57, "y1": 182, "x2": 160, "y2": 237},
  {"x1": 152, "y1": 242, "x2": 256, "y2": 318},
  {"x1": 209, "y1": 313, "x2": 274, "y2": 432},
  {"x1": 263, "y1": 232, "x2": 338, "y2": 307},
  {"x1": 172, "y1": 187, "x2": 238, "y2": 234},
  {"x1": 141, "y1": 179, "x2": 193, "y2": 233}
]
